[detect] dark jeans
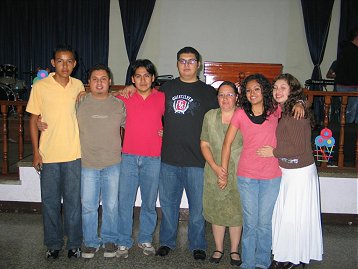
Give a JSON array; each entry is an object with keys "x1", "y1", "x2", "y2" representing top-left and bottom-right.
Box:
[{"x1": 40, "y1": 159, "x2": 82, "y2": 250}]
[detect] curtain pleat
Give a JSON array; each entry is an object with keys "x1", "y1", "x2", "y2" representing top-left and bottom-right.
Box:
[
  {"x1": 0, "y1": 0, "x2": 110, "y2": 94},
  {"x1": 119, "y1": 0, "x2": 156, "y2": 85}
]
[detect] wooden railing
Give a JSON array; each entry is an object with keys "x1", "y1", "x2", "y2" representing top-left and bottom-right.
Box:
[
  {"x1": 304, "y1": 89, "x2": 358, "y2": 169},
  {"x1": 0, "y1": 100, "x2": 28, "y2": 175},
  {"x1": 0, "y1": 89, "x2": 357, "y2": 175}
]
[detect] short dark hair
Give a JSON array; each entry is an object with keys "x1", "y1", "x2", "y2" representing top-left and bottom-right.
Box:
[
  {"x1": 177, "y1": 46, "x2": 201, "y2": 62},
  {"x1": 217, "y1": 81, "x2": 239, "y2": 95},
  {"x1": 130, "y1": 59, "x2": 157, "y2": 77},
  {"x1": 88, "y1": 64, "x2": 111, "y2": 80},
  {"x1": 52, "y1": 44, "x2": 76, "y2": 60}
]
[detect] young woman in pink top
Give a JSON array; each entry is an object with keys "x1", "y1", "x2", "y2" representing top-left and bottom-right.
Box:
[{"x1": 221, "y1": 74, "x2": 304, "y2": 269}]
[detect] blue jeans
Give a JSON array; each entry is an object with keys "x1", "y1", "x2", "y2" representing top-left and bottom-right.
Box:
[
  {"x1": 81, "y1": 162, "x2": 121, "y2": 248},
  {"x1": 158, "y1": 162, "x2": 207, "y2": 252},
  {"x1": 336, "y1": 85, "x2": 358, "y2": 123},
  {"x1": 40, "y1": 159, "x2": 82, "y2": 250},
  {"x1": 238, "y1": 176, "x2": 281, "y2": 269},
  {"x1": 118, "y1": 154, "x2": 161, "y2": 247}
]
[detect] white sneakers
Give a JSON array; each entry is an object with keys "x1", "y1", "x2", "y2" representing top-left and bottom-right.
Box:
[
  {"x1": 116, "y1": 245, "x2": 129, "y2": 258},
  {"x1": 138, "y1": 242, "x2": 156, "y2": 256},
  {"x1": 115, "y1": 243, "x2": 156, "y2": 258}
]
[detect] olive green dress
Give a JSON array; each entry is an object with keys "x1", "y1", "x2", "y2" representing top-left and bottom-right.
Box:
[{"x1": 201, "y1": 108, "x2": 243, "y2": 226}]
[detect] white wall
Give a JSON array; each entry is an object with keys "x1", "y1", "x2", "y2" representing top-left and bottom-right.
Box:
[
  {"x1": 109, "y1": 0, "x2": 340, "y2": 86},
  {"x1": 2, "y1": 168, "x2": 357, "y2": 214}
]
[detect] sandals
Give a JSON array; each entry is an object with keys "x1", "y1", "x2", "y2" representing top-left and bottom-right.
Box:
[
  {"x1": 230, "y1": 251, "x2": 242, "y2": 266},
  {"x1": 209, "y1": 250, "x2": 224, "y2": 264}
]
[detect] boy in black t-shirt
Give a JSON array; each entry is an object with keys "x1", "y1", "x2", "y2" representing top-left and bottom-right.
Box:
[{"x1": 155, "y1": 47, "x2": 218, "y2": 260}]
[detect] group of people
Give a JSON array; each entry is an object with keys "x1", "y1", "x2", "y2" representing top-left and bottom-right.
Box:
[
  {"x1": 200, "y1": 73, "x2": 323, "y2": 269},
  {"x1": 26, "y1": 44, "x2": 323, "y2": 268}
]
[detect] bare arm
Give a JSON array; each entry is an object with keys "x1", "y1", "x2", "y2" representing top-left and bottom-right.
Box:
[
  {"x1": 37, "y1": 115, "x2": 48, "y2": 131},
  {"x1": 76, "y1": 91, "x2": 86, "y2": 102},
  {"x1": 29, "y1": 114, "x2": 42, "y2": 171},
  {"x1": 292, "y1": 102, "x2": 305, "y2": 119},
  {"x1": 256, "y1": 145, "x2": 274, "y2": 157},
  {"x1": 112, "y1": 84, "x2": 136, "y2": 98}
]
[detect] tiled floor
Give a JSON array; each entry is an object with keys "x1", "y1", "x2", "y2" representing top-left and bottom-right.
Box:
[{"x1": 0, "y1": 212, "x2": 357, "y2": 269}]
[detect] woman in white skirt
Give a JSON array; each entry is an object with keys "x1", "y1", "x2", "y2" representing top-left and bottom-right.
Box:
[{"x1": 257, "y1": 73, "x2": 323, "y2": 268}]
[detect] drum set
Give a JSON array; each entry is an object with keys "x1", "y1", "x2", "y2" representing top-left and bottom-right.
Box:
[{"x1": 0, "y1": 64, "x2": 27, "y2": 114}]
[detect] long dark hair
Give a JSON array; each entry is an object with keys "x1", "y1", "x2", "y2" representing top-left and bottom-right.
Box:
[{"x1": 238, "y1": 73, "x2": 275, "y2": 120}]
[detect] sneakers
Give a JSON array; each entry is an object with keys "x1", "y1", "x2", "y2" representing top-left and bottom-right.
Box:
[
  {"x1": 82, "y1": 246, "x2": 99, "y2": 259},
  {"x1": 104, "y1": 242, "x2": 118, "y2": 258},
  {"x1": 46, "y1": 249, "x2": 60, "y2": 259},
  {"x1": 81, "y1": 243, "x2": 117, "y2": 258},
  {"x1": 116, "y1": 245, "x2": 129, "y2": 258},
  {"x1": 68, "y1": 248, "x2": 81, "y2": 258},
  {"x1": 138, "y1": 242, "x2": 156, "y2": 256}
]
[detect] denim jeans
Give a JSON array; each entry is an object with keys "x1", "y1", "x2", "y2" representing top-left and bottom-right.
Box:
[
  {"x1": 40, "y1": 159, "x2": 82, "y2": 250},
  {"x1": 81, "y1": 162, "x2": 121, "y2": 248},
  {"x1": 238, "y1": 176, "x2": 281, "y2": 269},
  {"x1": 158, "y1": 162, "x2": 207, "y2": 252},
  {"x1": 336, "y1": 85, "x2": 358, "y2": 123},
  {"x1": 118, "y1": 154, "x2": 161, "y2": 247}
]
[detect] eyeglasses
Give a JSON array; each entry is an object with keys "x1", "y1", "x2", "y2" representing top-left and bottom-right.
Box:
[
  {"x1": 218, "y1": 93, "x2": 236, "y2": 98},
  {"x1": 178, "y1": 58, "x2": 198, "y2": 65}
]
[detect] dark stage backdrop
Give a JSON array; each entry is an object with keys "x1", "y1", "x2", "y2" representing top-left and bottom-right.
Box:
[
  {"x1": 338, "y1": 0, "x2": 358, "y2": 56},
  {"x1": 0, "y1": 0, "x2": 110, "y2": 97}
]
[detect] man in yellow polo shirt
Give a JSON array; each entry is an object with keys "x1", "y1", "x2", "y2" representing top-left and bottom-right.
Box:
[{"x1": 26, "y1": 44, "x2": 84, "y2": 259}]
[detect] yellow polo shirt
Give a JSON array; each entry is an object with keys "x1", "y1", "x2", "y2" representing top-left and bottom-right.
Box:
[{"x1": 26, "y1": 73, "x2": 84, "y2": 163}]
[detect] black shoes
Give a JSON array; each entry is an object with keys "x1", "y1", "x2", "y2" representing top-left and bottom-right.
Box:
[
  {"x1": 193, "y1": 249, "x2": 206, "y2": 260},
  {"x1": 269, "y1": 260, "x2": 285, "y2": 269},
  {"x1": 268, "y1": 261, "x2": 306, "y2": 269},
  {"x1": 229, "y1": 251, "x2": 242, "y2": 266},
  {"x1": 46, "y1": 248, "x2": 81, "y2": 259},
  {"x1": 155, "y1": 246, "x2": 171, "y2": 256},
  {"x1": 46, "y1": 249, "x2": 60, "y2": 259},
  {"x1": 67, "y1": 248, "x2": 81, "y2": 258},
  {"x1": 284, "y1": 262, "x2": 306, "y2": 268},
  {"x1": 209, "y1": 250, "x2": 224, "y2": 264},
  {"x1": 155, "y1": 246, "x2": 206, "y2": 260}
]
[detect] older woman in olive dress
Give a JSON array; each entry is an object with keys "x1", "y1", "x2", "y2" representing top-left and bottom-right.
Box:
[{"x1": 200, "y1": 81, "x2": 243, "y2": 266}]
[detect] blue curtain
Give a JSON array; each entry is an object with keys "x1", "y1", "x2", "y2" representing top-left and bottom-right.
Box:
[
  {"x1": 301, "y1": 0, "x2": 335, "y2": 125},
  {"x1": 119, "y1": 0, "x2": 156, "y2": 85},
  {"x1": 0, "y1": 0, "x2": 31, "y2": 90},
  {"x1": 0, "y1": 0, "x2": 110, "y2": 92},
  {"x1": 301, "y1": 0, "x2": 335, "y2": 84}
]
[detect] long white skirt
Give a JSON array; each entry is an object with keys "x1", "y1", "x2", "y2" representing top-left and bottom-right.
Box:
[{"x1": 272, "y1": 163, "x2": 323, "y2": 264}]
